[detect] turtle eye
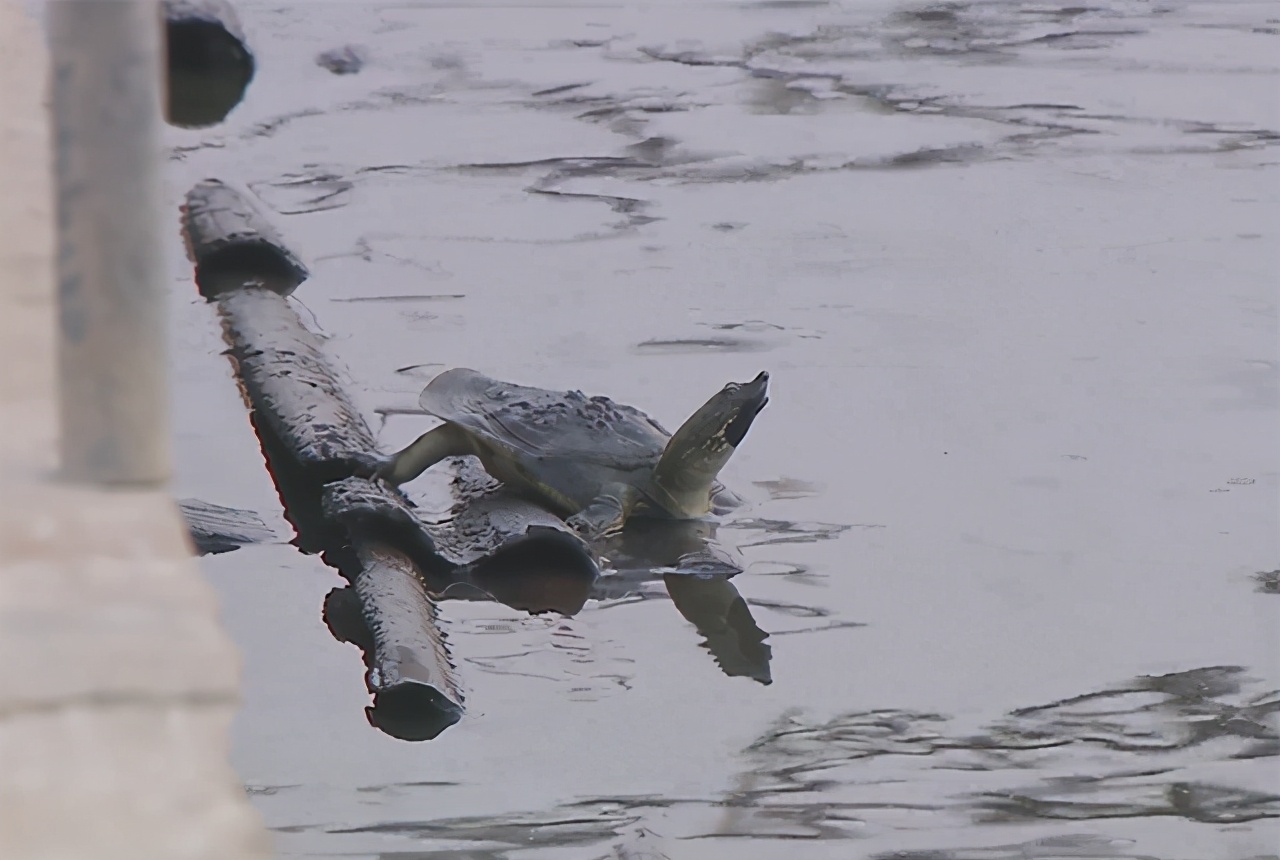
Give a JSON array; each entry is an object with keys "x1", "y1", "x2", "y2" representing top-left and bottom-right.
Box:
[{"x1": 725, "y1": 383, "x2": 741, "y2": 394}]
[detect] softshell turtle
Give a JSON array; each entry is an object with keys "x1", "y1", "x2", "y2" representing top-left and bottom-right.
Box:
[{"x1": 379, "y1": 368, "x2": 770, "y2": 540}]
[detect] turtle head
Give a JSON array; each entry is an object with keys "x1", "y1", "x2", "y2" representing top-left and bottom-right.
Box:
[{"x1": 651, "y1": 372, "x2": 769, "y2": 514}]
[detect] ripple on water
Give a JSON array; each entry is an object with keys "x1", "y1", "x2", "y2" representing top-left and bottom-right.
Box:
[
  {"x1": 308, "y1": 665, "x2": 1274, "y2": 854},
  {"x1": 457, "y1": 614, "x2": 636, "y2": 702},
  {"x1": 249, "y1": 170, "x2": 353, "y2": 214},
  {"x1": 723, "y1": 516, "x2": 874, "y2": 547},
  {"x1": 175, "y1": 0, "x2": 1277, "y2": 855}
]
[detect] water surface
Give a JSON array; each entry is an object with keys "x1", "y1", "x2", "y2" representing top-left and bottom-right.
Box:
[{"x1": 167, "y1": 0, "x2": 1278, "y2": 857}]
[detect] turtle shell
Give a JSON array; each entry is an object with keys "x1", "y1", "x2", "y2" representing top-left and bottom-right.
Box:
[{"x1": 418, "y1": 368, "x2": 671, "y2": 473}]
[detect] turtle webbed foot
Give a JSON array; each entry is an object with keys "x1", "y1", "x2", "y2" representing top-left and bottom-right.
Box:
[{"x1": 567, "y1": 484, "x2": 637, "y2": 541}]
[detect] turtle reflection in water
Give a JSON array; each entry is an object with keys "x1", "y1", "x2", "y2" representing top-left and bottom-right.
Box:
[
  {"x1": 602, "y1": 518, "x2": 773, "y2": 685},
  {"x1": 379, "y1": 368, "x2": 770, "y2": 541}
]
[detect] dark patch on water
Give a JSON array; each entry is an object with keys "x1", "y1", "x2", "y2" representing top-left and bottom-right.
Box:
[
  {"x1": 328, "y1": 810, "x2": 642, "y2": 845},
  {"x1": 577, "y1": 102, "x2": 693, "y2": 138},
  {"x1": 747, "y1": 76, "x2": 830, "y2": 116},
  {"x1": 746, "y1": 598, "x2": 833, "y2": 618},
  {"x1": 769, "y1": 618, "x2": 867, "y2": 636},
  {"x1": 742, "y1": 0, "x2": 832, "y2": 8},
  {"x1": 634, "y1": 337, "x2": 773, "y2": 354},
  {"x1": 724, "y1": 517, "x2": 870, "y2": 546},
  {"x1": 886, "y1": 0, "x2": 1149, "y2": 58},
  {"x1": 689, "y1": 319, "x2": 822, "y2": 348},
  {"x1": 711, "y1": 320, "x2": 786, "y2": 332},
  {"x1": 394, "y1": 362, "x2": 445, "y2": 376},
  {"x1": 886, "y1": 143, "x2": 988, "y2": 167},
  {"x1": 1255, "y1": 570, "x2": 1280, "y2": 594},
  {"x1": 355, "y1": 780, "x2": 460, "y2": 793},
  {"x1": 528, "y1": 186, "x2": 655, "y2": 222},
  {"x1": 750, "y1": 560, "x2": 815, "y2": 577},
  {"x1": 354, "y1": 164, "x2": 424, "y2": 177},
  {"x1": 753, "y1": 477, "x2": 825, "y2": 499},
  {"x1": 244, "y1": 784, "x2": 301, "y2": 797},
  {"x1": 532, "y1": 81, "x2": 592, "y2": 97},
  {"x1": 333, "y1": 293, "x2": 465, "y2": 303},
  {"x1": 638, "y1": 45, "x2": 745, "y2": 69},
  {"x1": 867, "y1": 833, "x2": 1183, "y2": 859},
  {"x1": 316, "y1": 45, "x2": 367, "y2": 75},
  {"x1": 457, "y1": 156, "x2": 646, "y2": 174},
  {"x1": 972, "y1": 778, "x2": 1280, "y2": 824}
]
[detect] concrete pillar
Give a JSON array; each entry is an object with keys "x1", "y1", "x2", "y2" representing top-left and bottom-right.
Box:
[
  {"x1": 48, "y1": 0, "x2": 171, "y2": 486},
  {"x1": 0, "y1": 0, "x2": 271, "y2": 855}
]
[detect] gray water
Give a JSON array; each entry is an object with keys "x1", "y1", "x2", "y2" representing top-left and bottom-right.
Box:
[{"x1": 167, "y1": 0, "x2": 1279, "y2": 857}]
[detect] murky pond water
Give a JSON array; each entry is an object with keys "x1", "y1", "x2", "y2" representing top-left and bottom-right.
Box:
[{"x1": 164, "y1": 0, "x2": 1278, "y2": 857}]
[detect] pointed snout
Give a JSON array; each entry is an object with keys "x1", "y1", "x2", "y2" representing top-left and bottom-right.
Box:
[{"x1": 745, "y1": 370, "x2": 769, "y2": 410}]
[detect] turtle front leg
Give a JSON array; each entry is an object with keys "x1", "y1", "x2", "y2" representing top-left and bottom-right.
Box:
[
  {"x1": 566, "y1": 482, "x2": 641, "y2": 541},
  {"x1": 378, "y1": 423, "x2": 473, "y2": 486}
]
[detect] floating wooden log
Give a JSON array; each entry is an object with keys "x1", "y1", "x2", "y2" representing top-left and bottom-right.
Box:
[
  {"x1": 323, "y1": 473, "x2": 598, "y2": 616},
  {"x1": 183, "y1": 180, "x2": 460, "y2": 736},
  {"x1": 319, "y1": 579, "x2": 456, "y2": 742},
  {"x1": 181, "y1": 179, "x2": 599, "y2": 738},
  {"x1": 353, "y1": 544, "x2": 462, "y2": 741},
  {"x1": 181, "y1": 179, "x2": 309, "y2": 298}
]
